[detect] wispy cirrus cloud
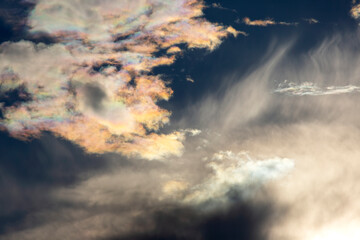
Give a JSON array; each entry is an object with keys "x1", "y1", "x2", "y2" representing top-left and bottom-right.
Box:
[
  {"x1": 172, "y1": 28, "x2": 360, "y2": 239},
  {"x1": 274, "y1": 81, "x2": 360, "y2": 96}
]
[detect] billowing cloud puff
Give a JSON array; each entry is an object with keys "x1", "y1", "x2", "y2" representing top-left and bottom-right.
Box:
[
  {"x1": 183, "y1": 151, "x2": 294, "y2": 205},
  {"x1": 0, "y1": 0, "x2": 238, "y2": 159}
]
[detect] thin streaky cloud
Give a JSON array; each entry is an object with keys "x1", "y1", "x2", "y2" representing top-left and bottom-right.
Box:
[
  {"x1": 274, "y1": 81, "x2": 360, "y2": 96},
  {"x1": 211, "y1": 2, "x2": 237, "y2": 13},
  {"x1": 303, "y1": 18, "x2": 319, "y2": 24},
  {"x1": 243, "y1": 17, "x2": 297, "y2": 26}
]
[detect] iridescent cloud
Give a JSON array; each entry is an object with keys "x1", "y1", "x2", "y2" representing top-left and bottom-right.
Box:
[
  {"x1": 351, "y1": 0, "x2": 360, "y2": 19},
  {"x1": 0, "y1": 0, "x2": 238, "y2": 159}
]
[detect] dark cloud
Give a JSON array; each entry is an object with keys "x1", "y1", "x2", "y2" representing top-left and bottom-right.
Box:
[
  {"x1": 108, "y1": 190, "x2": 279, "y2": 240},
  {"x1": 83, "y1": 83, "x2": 108, "y2": 112},
  {"x1": 0, "y1": 131, "x2": 117, "y2": 235},
  {"x1": 0, "y1": 84, "x2": 32, "y2": 118},
  {"x1": 0, "y1": 0, "x2": 35, "y2": 42},
  {"x1": 0, "y1": 0, "x2": 57, "y2": 44},
  {"x1": 91, "y1": 62, "x2": 123, "y2": 74}
]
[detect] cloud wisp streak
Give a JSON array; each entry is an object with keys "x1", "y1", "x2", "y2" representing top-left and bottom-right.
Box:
[
  {"x1": 243, "y1": 17, "x2": 297, "y2": 27},
  {"x1": 274, "y1": 81, "x2": 360, "y2": 96},
  {"x1": 303, "y1": 18, "x2": 319, "y2": 24}
]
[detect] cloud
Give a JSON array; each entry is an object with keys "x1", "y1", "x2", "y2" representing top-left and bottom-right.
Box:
[
  {"x1": 243, "y1": 17, "x2": 297, "y2": 27},
  {"x1": 303, "y1": 18, "x2": 319, "y2": 24},
  {"x1": 170, "y1": 29, "x2": 360, "y2": 239},
  {"x1": 3, "y1": 1, "x2": 360, "y2": 240},
  {"x1": 182, "y1": 128, "x2": 202, "y2": 136},
  {"x1": 109, "y1": 193, "x2": 278, "y2": 240},
  {"x1": 0, "y1": 131, "x2": 112, "y2": 235},
  {"x1": 307, "y1": 221, "x2": 360, "y2": 240},
  {"x1": 3, "y1": 22, "x2": 360, "y2": 240},
  {"x1": 29, "y1": 0, "x2": 236, "y2": 49},
  {"x1": 186, "y1": 76, "x2": 195, "y2": 83},
  {"x1": 183, "y1": 151, "x2": 294, "y2": 206},
  {"x1": 0, "y1": 0, "x2": 238, "y2": 160},
  {"x1": 210, "y1": 2, "x2": 237, "y2": 13},
  {"x1": 0, "y1": 0, "x2": 36, "y2": 41},
  {"x1": 351, "y1": 2, "x2": 360, "y2": 19},
  {"x1": 274, "y1": 81, "x2": 360, "y2": 96},
  {"x1": 0, "y1": 127, "x2": 292, "y2": 240}
]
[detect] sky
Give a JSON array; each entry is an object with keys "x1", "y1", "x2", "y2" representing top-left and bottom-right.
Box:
[{"x1": 1, "y1": 0, "x2": 360, "y2": 239}]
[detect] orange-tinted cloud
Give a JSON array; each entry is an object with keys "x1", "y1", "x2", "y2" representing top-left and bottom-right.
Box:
[
  {"x1": 351, "y1": 2, "x2": 360, "y2": 19},
  {"x1": 243, "y1": 17, "x2": 297, "y2": 26},
  {"x1": 0, "y1": 0, "x2": 238, "y2": 160}
]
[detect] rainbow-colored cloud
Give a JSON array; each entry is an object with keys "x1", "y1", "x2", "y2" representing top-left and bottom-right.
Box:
[{"x1": 0, "y1": 0, "x2": 237, "y2": 159}]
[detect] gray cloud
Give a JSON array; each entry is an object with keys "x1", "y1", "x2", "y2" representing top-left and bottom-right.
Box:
[
  {"x1": 0, "y1": 131, "x2": 115, "y2": 236},
  {"x1": 83, "y1": 83, "x2": 108, "y2": 112}
]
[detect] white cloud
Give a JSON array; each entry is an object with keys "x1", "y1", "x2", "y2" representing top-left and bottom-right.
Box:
[{"x1": 274, "y1": 81, "x2": 360, "y2": 96}]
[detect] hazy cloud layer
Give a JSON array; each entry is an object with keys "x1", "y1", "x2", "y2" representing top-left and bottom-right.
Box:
[
  {"x1": 1, "y1": 1, "x2": 360, "y2": 240},
  {"x1": 0, "y1": 131, "x2": 293, "y2": 240},
  {"x1": 175, "y1": 29, "x2": 360, "y2": 239},
  {"x1": 8, "y1": 28, "x2": 360, "y2": 238}
]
